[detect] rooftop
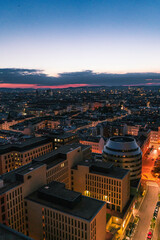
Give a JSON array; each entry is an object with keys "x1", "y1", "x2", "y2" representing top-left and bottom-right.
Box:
[
  {"x1": 26, "y1": 181, "x2": 105, "y2": 221},
  {"x1": 0, "y1": 143, "x2": 89, "y2": 194},
  {"x1": 0, "y1": 162, "x2": 44, "y2": 194},
  {"x1": 0, "y1": 136, "x2": 51, "y2": 155},
  {"x1": 110, "y1": 136, "x2": 134, "y2": 143},
  {"x1": 0, "y1": 223, "x2": 33, "y2": 240},
  {"x1": 80, "y1": 136, "x2": 102, "y2": 143},
  {"x1": 74, "y1": 161, "x2": 129, "y2": 179}
]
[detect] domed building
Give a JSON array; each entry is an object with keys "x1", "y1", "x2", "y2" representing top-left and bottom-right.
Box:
[{"x1": 103, "y1": 136, "x2": 142, "y2": 180}]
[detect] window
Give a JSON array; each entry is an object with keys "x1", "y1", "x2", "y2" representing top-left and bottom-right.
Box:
[
  {"x1": 2, "y1": 214, "x2": 5, "y2": 221},
  {"x1": 1, "y1": 205, "x2": 5, "y2": 213},
  {"x1": 1, "y1": 197, "x2": 4, "y2": 205}
]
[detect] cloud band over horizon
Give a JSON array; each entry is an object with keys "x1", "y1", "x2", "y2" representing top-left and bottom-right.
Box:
[{"x1": 0, "y1": 68, "x2": 160, "y2": 89}]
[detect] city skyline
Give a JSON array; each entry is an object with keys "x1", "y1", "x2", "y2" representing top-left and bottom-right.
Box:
[{"x1": 1, "y1": 0, "x2": 160, "y2": 87}]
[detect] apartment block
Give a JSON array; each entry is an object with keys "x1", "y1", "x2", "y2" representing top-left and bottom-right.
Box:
[
  {"x1": 49, "y1": 132, "x2": 79, "y2": 150},
  {"x1": 80, "y1": 136, "x2": 105, "y2": 154},
  {"x1": 127, "y1": 125, "x2": 139, "y2": 136},
  {"x1": 0, "y1": 137, "x2": 53, "y2": 174},
  {"x1": 71, "y1": 161, "x2": 130, "y2": 213},
  {"x1": 0, "y1": 144, "x2": 91, "y2": 235},
  {"x1": 25, "y1": 181, "x2": 106, "y2": 240}
]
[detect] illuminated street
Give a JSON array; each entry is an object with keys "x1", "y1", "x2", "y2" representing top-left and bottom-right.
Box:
[
  {"x1": 153, "y1": 206, "x2": 160, "y2": 240},
  {"x1": 142, "y1": 147, "x2": 160, "y2": 182},
  {"x1": 132, "y1": 182, "x2": 159, "y2": 240}
]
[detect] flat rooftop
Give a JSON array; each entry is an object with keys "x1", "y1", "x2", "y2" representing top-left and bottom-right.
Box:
[
  {"x1": 110, "y1": 136, "x2": 134, "y2": 143},
  {"x1": 26, "y1": 181, "x2": 105, "y2": 221},
  {"x1": 0, "y1": 162, "x2": 44, "y2": 195},
  {"x1": 0, "y1": 223, "x2": 33, "y2": 240},
  {"x1": 0, "y1": 143, "x2": 89, "y2": 194},
  {"x1": 49, "y1": 132, "x2": 77, "y2": 139},
  {"x1": 80, "y1": 136, "x2": 101, "y2": 143},
  {"x1": 33, "y1": 143, "x2": 88, "y2": 169},
  {"x1": 74, "y1": 161, "x2": 129, "y2": 179},
  {"x1": 0, "y1": 136, "x2": 51, "y2": 155}
]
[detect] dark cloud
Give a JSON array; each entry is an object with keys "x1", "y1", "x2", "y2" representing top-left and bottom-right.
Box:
[{"x1": 0, "y1": 68, "x2": 160, "y2": 87}]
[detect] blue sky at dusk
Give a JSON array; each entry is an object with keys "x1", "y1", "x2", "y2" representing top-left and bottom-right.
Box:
[{"x1": 0, "y1": 0, "x2": 160, "y2": 87}]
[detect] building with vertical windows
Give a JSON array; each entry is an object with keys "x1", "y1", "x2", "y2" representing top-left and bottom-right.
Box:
[
  {"x1": 103, "y1": 136, "x2": 142, "y2": 181},
  {"x1": 71, "y1": 160, "x2": 133, "y2": 235},
  {"x1": 49, "y1": 132, "x2": 79, "y2": 150},
  {"x1": 0, "y1": 137, "x2": 53, "y2": 174},
  {"x1": 0, "y1": 144, "x2": 91, "y2": 235},
  {"x1": 71, "y1": 161, "x2": 130, "y2": 213},
  {"x1": 79, "y1": 136, "x2": 105, "y2": 154},
  {"x1": 25, "y1": 181, "x2": 106, "y2": 240}
]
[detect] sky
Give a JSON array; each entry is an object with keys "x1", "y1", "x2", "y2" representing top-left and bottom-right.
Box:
[{"x1": 0, "y1": 0, "x2": 160, "y2": 88}]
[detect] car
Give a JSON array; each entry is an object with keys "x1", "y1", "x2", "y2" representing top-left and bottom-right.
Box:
[
  {"x1": 156, "y1": 201, "x2": 160, "y2": 207},
  {"x1": 147, "y1": 231, "x2": 152, "y2": 239},
  {"x1": 155, "y1": 206, "x2": 159, "y2": 211},
  {"x1": 153, "y1": 212, "x2": 157, "y2": 218}
]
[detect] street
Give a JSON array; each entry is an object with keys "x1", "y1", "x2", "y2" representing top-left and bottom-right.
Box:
[
  {"x1": 153, "y1": 204, "x2": 160, "y2": 240},
  {"x1": 142, "y1": 149, "x2": 158, "y2": 181},
  {"x1": 132, "y1": 182, "x2": 159, "y2": 240}
]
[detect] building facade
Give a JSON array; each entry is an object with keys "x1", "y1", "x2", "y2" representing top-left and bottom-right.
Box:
[
  {"x1": 79, "y1": 137, "x2": 105, "y2": 154},
  {"x1": 25, "y1": 182, "x2": 106, "y2": 240},
  {"x1": 103, "y1": 136, "x2": 142, "y2": 181},
  {"x1": 71, "y1": 161, "x2": 130, "y2": 213},
  {"x1": 0, "y1": 137, "x2": 53, "y2": 174}
]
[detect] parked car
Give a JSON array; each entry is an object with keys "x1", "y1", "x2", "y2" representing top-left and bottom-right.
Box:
[
  {"x1": 147, "y1": 230, "x2": 152, "y2": 239},
  {"x1": 156, "y1": 201, "x2": 160, "y2": 207}
]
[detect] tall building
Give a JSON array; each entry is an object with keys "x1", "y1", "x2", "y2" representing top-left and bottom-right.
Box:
[
  {"x1": 71, "y1": 161, "x2": 130, "y2": 213},
  {"x1": 103, "y1": 136, "x2": 142, "y2": 181},
  {"x1": 25, "y1": 181, "x2": 106, "y2": 240},
  {"x1": 0, "y1": 144, "x2": 91, "y2": 235},
  {"x1": 0, "y1": 137, "x2": 53, "y2": 174}
]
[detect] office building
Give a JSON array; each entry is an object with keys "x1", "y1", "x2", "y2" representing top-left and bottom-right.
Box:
[
  {"x1": 71, "y1": 161, "x2": 130, "y2": 213},
  {"x1": 79, "y1": 136, "x2": 105, "y2": 154},
  {"x1": 0, "y1": 137, "x2": 53, "y2": 174},
  {"x1": 0, "y1": 144, "x2": 91, "y2": 234},
  {"x1": 25, "y1": 181, "x2": 106, "y2": 240},
  {"x1": 103, "y1": 136, "x2": 142, "y2": 180}
]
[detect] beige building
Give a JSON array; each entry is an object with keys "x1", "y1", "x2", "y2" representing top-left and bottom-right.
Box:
[
  {"x1": 25, "y1": 181, "x2": 106, "y2": 240},
  {"x1": 0, "y1": 144, "x2": 91, "y2": 235},
  {"x1": 71, "y1": 161, "x2": 130, "y2": 213},
  {"x1": 80, "y1": 137, "x2": 105, "y2": 154},
  {"x1": 150, "y1": 127, "x2": 160, "y2": 147},
  {"x1": 127, "y1": 125, "x2": 140, "y2": 136},
  {"x1": 0, "y1": 137, "x2": 53, "y2": 174}
]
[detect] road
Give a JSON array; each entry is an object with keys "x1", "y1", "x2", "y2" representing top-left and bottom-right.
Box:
[
  {"x1": 71, "y1": 113, "x2": 129, "y2": 133},
  {"x1": 132, "y1": 182, "x2": 159, "y2": 240},
  {"x1": 142, "y1": 151, "x2": 156, "y2": 181},
  {"x1": 142, "y1": 148, "x2": 160, "y2": 182},
  {"x1": 153, "y1": 206, "x2": 160, "y2": 240}
]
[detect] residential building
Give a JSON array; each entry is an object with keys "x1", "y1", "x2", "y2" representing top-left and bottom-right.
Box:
[
  {"x1": 25, "y1": 181, "x2": 106, "y2": 240},
  {"x1": 71, "y1": 161, "x2": 130, "y2": 213},
  {"x1": 79, "y1": 136, "x2": 105, "y2": 154},
  {"x1": 0, "y1": 137, "x2": 53, "y2": 174},
  {"x1": 0, "y1": 144, "x2": 91, "y2": 235}
]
